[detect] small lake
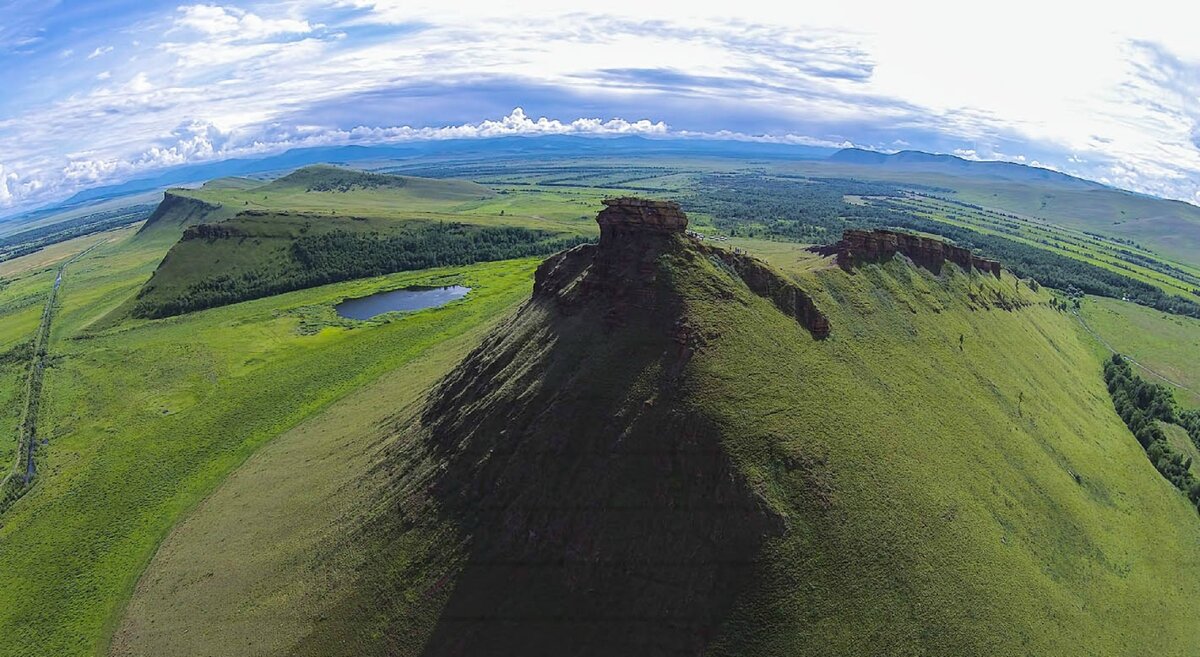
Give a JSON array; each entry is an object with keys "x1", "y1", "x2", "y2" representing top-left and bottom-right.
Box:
[{"x1": 334, "y1": 285, "x2": 471, "y2": 320}]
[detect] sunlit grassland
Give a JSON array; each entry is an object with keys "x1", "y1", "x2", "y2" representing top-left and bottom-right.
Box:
[
  {"x1": 1080, "y1": 295, "x2": 1200, "y2": 408},
  {"x1": 771, "y1": 159, "x2": 1200, "y2": 269},
  {"x1": 111, "y1": 233, "x2": 1200, "y2": 657},
  {"x1": 685, "y1": 255, "x2": 1200, "y2": 656},
  {"x1": 111, "y1": 308, "x2": 501, "y2": 657},
  {"x1": 0, "y1": 237, "x2": 538, "y2": 657}
]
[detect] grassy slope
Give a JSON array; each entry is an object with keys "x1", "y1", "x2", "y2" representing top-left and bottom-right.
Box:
[
  {"x1": 1161, "y1": 422, "x2": 1200, "y2": 478},
  {"x1": 0, "y1": 211, "x2": 538, "y2": 657},
  {"x1": 127, "y1": 167, "x2": 601, "y2": 318},
  {"x1": 699, "y1": 255, "x2": 1200, "y2": 656},
  {"x1": 112, "y1": 238, "x2": 1200, "y2": 656},
  {"x1": 111, "y1": 312, "x2": 503, "y2": 657},
  {"x1": 1079, "y1": 295, "x2": 1200, "y2": 408}
]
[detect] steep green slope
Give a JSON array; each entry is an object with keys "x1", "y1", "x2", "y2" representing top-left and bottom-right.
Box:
[
  {"x1": 115, "y1": 201, "x2": 1200, "y2": 656},
  {"x1": 134, "y1": 165, "x2": 497, "y2": 239}
]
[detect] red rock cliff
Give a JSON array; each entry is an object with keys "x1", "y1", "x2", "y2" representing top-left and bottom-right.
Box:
[{"x1": 837, "y1": 228, "x2": 1001, "y2": 278}]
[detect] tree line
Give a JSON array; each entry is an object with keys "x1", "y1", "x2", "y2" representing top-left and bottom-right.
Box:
[
  {"x1": 1104, "y1": 354, "x2": 1200, "y2": 510},
  {"x1": 134, "y1": 222, "x2": 590, "y2": 317}
]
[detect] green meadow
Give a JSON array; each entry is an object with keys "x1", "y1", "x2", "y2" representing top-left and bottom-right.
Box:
[
  {"x1": 0, "y1": 213, "x2": 539, "y2": 655},
  {"x1": 1080, "y1": 295, "x2": 1200, "y2": 408}
]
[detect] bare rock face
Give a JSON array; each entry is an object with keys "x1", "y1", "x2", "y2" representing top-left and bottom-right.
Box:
[
  {"x1": 534, "y1": 198, "x2": 690, "y2": 316},
  {"x1": 595, "y1": 197, "x2": 688, "y2": 240},
  {"x1": 534, "y1": 197, "x2": 830, "y2": 339},
  {"x1": 837, "y1": 228, "x2": 1002, "y2": 278}
]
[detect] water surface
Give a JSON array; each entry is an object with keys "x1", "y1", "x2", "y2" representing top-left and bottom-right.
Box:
[{"x1": 334, "y1": 285, "x2": 470, "y2": 320}]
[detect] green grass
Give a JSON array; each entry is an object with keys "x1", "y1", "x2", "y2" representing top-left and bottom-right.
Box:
[
  {"x1": 126, "y1": 166, "x2": 605, "y2": 318},
  {"x1": 0, "y1": 231, "x2": 538, "y2": 656},
  {"x1": 776, "y1": 159, "x2": 1200, "y2": 269},
  {"x1": 1079, "y1": 295, "x2": 1200, "y2": 408},
  {"x1": 111, "y1": 307, "x2": 504, "y2": 657},
  {"x1": 691, "y1": 248, "x2": 1200, "y2": 656},
  {"x1": 1160, "y1": 422, "x2": 1200, "y2": 478}
]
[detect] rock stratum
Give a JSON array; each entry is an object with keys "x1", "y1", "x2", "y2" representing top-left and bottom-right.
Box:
[
  {"x1": 535, "y1": 198, "x2": 830, "y2": 338},
  {"x1": 836, "y1": 228, "x2": 1002, "y2": 278}
]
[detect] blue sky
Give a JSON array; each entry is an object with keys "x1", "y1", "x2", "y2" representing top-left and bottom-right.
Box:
[{"x1": 2, "y1": 0, "x2": 1199, "y2": 213}]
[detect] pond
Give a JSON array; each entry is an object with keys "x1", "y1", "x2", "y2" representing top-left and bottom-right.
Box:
[{"x1": 334, "y1": 285, "x2": 471, "y2": 320}]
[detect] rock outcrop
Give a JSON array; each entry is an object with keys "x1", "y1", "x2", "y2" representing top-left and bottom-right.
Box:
[
  {"x1": 533, "y1": 197, "x2": 830, "y2": 338},
  {"x1": 836, "y1": 228, "x2": 1001, "y2": 278},
  {"x1": 706, "y1": 249, "x2": 831, "y2": 338}
]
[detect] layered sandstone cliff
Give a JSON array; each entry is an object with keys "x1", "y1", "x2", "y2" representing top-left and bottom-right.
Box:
[{"x1": 837, "y1": 228, "x2": 1002, "y2": 278}]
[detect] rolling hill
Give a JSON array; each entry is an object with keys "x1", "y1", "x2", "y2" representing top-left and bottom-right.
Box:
[{"x1": 113, "y1": 199, "x2": 1200, "y2": 656}]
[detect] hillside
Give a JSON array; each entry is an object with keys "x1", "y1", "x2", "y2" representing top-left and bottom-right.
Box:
[
  {"x1": 810, "y1": 152, "x2": 1200, "y2": 268},
  {"x1": 135, "y1": 165, "x2": 496, "y2": 238},
  {"x1": 125, "y1": 166, "x2": 591, "y2": 318},
  {"x1": 115, "y1": 199, "x2": 1200, "y2": 656}
]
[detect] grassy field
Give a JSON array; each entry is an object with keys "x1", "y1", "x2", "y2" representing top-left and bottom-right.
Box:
[
  {"x1": 775, "y1": 159, "x2": 1200, "y2": 269},
  {"x1": 1080, "y1": 296, "x2": 1200, "y2": 408},
  {"x1": 111, "y1": 305, "x2": 505, "y2": 657},
  {"x1": 702, "y1": 247, "x2": 1200, "y2": 655},
  {"x1": 0, "y1": 213, "x2": 538, "y2": 656}
]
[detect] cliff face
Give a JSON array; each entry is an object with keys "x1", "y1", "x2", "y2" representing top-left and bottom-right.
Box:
[
  {"x1": 534, "y1": 197, "x2": 830, "y2": 338},
  {"x1": 837, "y1": 228, "x2": 1002, "y2": 278},
  {"x1": 136, "y1": 191, "x2": 225, "y2": 235}
]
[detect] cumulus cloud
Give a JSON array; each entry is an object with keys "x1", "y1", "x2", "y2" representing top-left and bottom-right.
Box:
[
  {"x1": 4, "y1": 3, "x2": 1200, "y2": 214},
  {"x1": 0, "y1": 109, "x2": 671, "y2": 209},
  {"x1": 0, "y1": 165, "x2": 13, "y2": 205},
  {"x1": 175, "y1": 5, "x2": 313, "y2": 40}
]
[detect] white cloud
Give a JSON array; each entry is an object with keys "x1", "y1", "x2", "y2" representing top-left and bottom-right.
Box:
[
  {"x1": 4, "y1": 1, "x2": 1200, "y2": 213},
  {"x1": 0, "y1": 165, "x2": 13, "y2": 205},
  {"x1": 86, "y1": 45, "x2": 113, "y2": 59},
  {"x1": 175, "y1": 5, "x2": 312, "y2": 40},
  {"x1": 126, "y1": 72, "x2": 153, "y2": 93}
]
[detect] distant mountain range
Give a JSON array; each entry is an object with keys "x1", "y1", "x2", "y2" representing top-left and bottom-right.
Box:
[
  {"x1": 0, "y1": 136, "x2": 838, "y2": 226},
  {"x1": 3, "y1": 136, "x2": 1124, "y2": 228},
  {"x1": 828, "y1": 148, "x2": 1106, "y2": 189}
]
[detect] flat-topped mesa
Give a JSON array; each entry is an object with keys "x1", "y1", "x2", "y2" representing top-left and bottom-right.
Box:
[
  {"x1": 596, "y1": 197, "x2": 688, "y2": 244},
  {"x1": 838, "y1": 228, "x2": 1001, "y2": 278}
]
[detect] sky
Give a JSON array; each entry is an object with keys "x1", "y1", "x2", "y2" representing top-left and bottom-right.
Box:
[{"x1": 1, "y1": 0, "x2": 1199, "y2": 214}]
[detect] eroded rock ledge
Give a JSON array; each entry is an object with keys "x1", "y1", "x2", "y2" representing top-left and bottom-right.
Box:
[
  {"x1": 534, "y1": 197, "x2": 830, "y2": 338},
  {"x1": 836, "y1": 228, "x2": 1002, "y2": 278}
]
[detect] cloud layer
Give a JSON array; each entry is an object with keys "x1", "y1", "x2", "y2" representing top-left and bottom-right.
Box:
[{"x1": 1, "y1": 0, "x2": 1199, "y2": 214}]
